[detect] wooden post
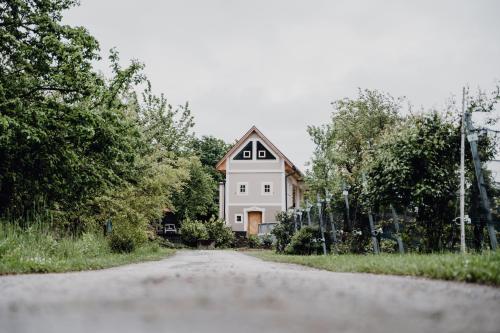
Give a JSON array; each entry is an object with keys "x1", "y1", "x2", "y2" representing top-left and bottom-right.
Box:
[
  {"x1": 317, "y1": 194, "x2": 327, "y2": 255},
  {"x1": 328, "y1": 211, "x2": 338, "y2": 254},
  {"x1": 342, "y1": 181, "x2": 352, "y2": 229},
  {"x1": 362, "y1": 173, "x2": 379, "y2": 254},
  {"x1": 459, "y1": 87, "x2": 466, "y2": 253},
  {"x1": 390, "y1": 204, "x2": 404, "y2": 254},
  {"x1": 465, "y1": 112, "x2": 498, "y2": 250}
]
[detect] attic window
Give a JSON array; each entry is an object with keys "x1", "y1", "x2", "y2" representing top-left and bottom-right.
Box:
[
  {"x1": 243, "y1": 151, "x2": 251, "y2": 159},
  {"x1": 256, "y1": 141, "x2": 276, "y2": 160}
]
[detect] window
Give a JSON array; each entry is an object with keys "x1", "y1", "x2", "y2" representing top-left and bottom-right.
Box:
[
  {"x1": 235, "y1": 214, "x2": 243, "y2": 223},
  {"x1": 237, "y1": 182, "x2": 248, "y2": 195},
  {"x1": 262, "y1": 182, "x2": 273, "y2": 195},
  {"x1": 256, "y1": 141, "x2": 276, "y2": 160},
  {"x1": 233, "y1": 141, "x2": 253, "y2": 160}
]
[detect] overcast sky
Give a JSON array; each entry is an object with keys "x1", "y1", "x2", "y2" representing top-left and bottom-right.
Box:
[{"x1": 64, "y1": 0, "x2": 500, "y2": 170}]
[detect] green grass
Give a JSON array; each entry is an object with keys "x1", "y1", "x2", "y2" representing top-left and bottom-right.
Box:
[
  {"x1": 0, "y1": 225, "x2": 174, "y2": 274},
  {"x1": 250, "y1": 250, "x2": 500, "y2": 286}
]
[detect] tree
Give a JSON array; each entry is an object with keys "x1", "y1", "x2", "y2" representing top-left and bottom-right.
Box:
[
  {"x1": 191, "y1": 135, "x2": 230, "y2": 182},
  {"x1": 362, "y1": 113, "x2": 460, "y2": 251},
  {"x1": 135, "y1": 81, "x2": 195, "y2": 156},
  {"x1": 0, "y1": 0, "x2": 146, "y2": 216},
  {"x1": 306, "y1": 89, "x2": 402, "y2": 231},
  {"x1": 171, "y1": 157, "x2": 217, "y2": 221}
]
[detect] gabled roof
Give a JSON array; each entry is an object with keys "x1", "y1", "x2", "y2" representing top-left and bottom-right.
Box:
[{"x1": 216, "y1": 126, "x2": 303, "y2": 180}]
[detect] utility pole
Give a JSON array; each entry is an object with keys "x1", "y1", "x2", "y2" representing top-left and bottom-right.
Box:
[
  {"x1": 390, "y1": 205, "x2": 404, "y2": 254},
  {"x1": 464, "y1": 112, "x2": 498, "y2": 251},
  {"x1": 459, "y1": 87, "x2": 466, "y2": 253},
  {"x1": 317, "y1": 194, "x2": 327, "y2": 255}
]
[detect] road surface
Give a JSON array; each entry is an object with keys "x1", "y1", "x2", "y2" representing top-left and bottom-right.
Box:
[{"x1": 0, "y1": 250, "x2": 499, "y2": 333}]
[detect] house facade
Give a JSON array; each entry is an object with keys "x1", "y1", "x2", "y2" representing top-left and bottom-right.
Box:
[{"x1": 216, "y1": 126, "x2": 304, "y2": 235}]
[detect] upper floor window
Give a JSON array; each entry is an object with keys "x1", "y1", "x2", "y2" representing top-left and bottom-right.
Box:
[
  {"x1": 262, "y1": 182, "x2": 273, "y2": 195},
  {"x1": 237, "y1": 182, "x2": 248, "y2": 195},
  {"x1": 258, "y1": 150, "x2": 266, "y2": 158}
]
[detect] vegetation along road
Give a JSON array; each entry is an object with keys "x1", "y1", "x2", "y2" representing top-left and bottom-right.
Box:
[{"x1": 1, "y1": 250, "x2": 499, "y2": 333}]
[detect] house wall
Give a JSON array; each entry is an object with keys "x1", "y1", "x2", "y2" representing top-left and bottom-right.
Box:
[{"x1": 219, "y1": 131, "x2": 304, "y2": 234}]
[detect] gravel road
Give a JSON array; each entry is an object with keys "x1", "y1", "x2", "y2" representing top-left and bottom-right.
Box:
[{"x1": 1, "y1": 250, "x2": 499, "y2": 333}]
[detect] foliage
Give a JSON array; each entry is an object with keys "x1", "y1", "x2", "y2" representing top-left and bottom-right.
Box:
[
  {"x1": 307, "y1": 86, "x2": 499, "y2": 253},
  {"x1": 136, "y1": 81, "x2": 195, "y2": 156},
  {"x1": 0, "y1": 223, "x2": 173, "y2": 274},
  {"x1": 379, "y1": 239, "x2": 398, "y2": 254},
  {"x1": 285, "y1": 226, "x2": 323, "y2": 255},
  {"x1": 261, "y1": 234, "x2": 274, "y2": 249},
  {"x1": 179, "y1": 218, "x2": 209, "y2": 246},
  {"x1": 172, "y1": 157, "x2": 217, "y2": 221},
  {"x1": 362, "y1": 113, "x2": 460, "y2": 251},
  {"x1": 271, "y1": 211, "x2": 295, "y2": 253},
  {"x1": 306, "y1": 89, "x2": 402, "y2": 231},
  {"x1": 79, "y1": 153, "x2": 189, "y2": 250},
  {"x1": 247, "y1": 235, "x2": 261, "y2": 249},
  {"x1": 251, "y1": 251, "x2": 500, "y2": 286},
  {"x1": 191, "y1": 135, "x2": 231, "y2": 180},
  {"x1": 336, "y1": 229, "x2": 371, "y2": 254},
  {"x1": 0, "y1": 0, "x2": 147, "y2": 216},
  {"x1": 191, "y1": 136, "x2": 231, "y2": 217},
  {"x1": 205, "y1": 217, "x2": 234, "y2": 248}
]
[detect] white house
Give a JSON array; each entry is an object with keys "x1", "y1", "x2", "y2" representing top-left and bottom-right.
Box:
[{"x1": 216, "y1": 126, "x2": 305, "y2": 235}]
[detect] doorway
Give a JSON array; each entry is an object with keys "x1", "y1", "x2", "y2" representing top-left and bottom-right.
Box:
[{"x1": 247, "y1": 211, "x2": 262, "y2": 235}]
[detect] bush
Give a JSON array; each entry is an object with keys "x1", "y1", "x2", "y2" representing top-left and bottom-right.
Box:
[
  {"x1": 271, "y1": 211, "x2": 295, "y2": 253},
  {"x1": 285, "y1": 226, "x2": 323, "y2": 255},
  {"x1": 261, "y1": 234, "x2": 274, "y2": 249},
  {"x1": 205, "y1": 217, "x2": 234, "y2": 248},
  {"x1": 108, "y1": 217, "x2": 148, "y2": 253},
  {"x1": 379, "y1": 238, "x2": 398, "y2": 253},
  {"x1": 180, "y1": 218, "x2": 209, "y2": 246},
  {"x1": 248, "y1": 235, "x2": 261, "y2": 248},
  {"x1": 109, "y1": 231, "x2": 136, "y2": 253}
]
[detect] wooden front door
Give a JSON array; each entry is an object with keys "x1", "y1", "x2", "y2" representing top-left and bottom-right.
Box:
[{"x1": 247, "y1": 211, "x2": 262, "y2": 235}]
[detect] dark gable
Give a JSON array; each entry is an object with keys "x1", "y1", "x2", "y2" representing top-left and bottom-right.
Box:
[{"x1": 233, "y1": 141, "x2": 253, "y2": 160}]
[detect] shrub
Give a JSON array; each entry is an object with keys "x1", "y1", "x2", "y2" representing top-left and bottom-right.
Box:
[
  {"x1": 271, "y1": 211, "x2": 295, "y2": 253},
  {"x1": 379, "y1": 238, "x2": 398, "y2": 253},
  {"x1": 285, "y1": 226, "x2": 323, "y2": 255},
  {"x1": 205, "y1": 217, "x2": 234, "y2": 248},
  {"x1": 261, "y1": 234, "x2": 274, "y2": 249},
  {"x1": 248, "y1": 235, "x2": 261, "y2": 248},
  {"x1": 180, "y1": 218, "x2": 208, "y2": 246}
]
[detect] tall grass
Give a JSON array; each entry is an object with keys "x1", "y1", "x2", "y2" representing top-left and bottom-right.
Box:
[{"x1": 0, "y1": 220, "x2": 173, "y2": 274}]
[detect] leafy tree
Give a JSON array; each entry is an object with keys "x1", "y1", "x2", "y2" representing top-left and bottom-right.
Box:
[
  {"x1": 362, "y1": 113, "x2": 460, "y2": 251},
  {"x1": 135, "y1": 81, "x2": 195, "y2": 156},
  {"x1": 306, "y1": 89, "x2": 402, "y2": 231},
  {"x1": 191, "y1": 135, "x2": 230, "y2": 182},
  {"x1": 171, "y1": 157, "x2": 216, "y2": 221},
  {"x1": 0, "y1": 0, "x2": 146, "y2": 216}
]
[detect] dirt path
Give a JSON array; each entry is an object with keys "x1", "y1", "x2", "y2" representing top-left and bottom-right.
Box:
[{"x1": 0, "y1": 250, "x2": 499, "y2": 333}]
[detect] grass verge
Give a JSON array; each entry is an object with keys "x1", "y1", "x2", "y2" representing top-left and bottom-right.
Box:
[
  {"x1": 0, "y1": 226, "x2": 174, "y2": 275},
  {"x1": 249, "y1": 251, "x2": 500, "y2": 286}
]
